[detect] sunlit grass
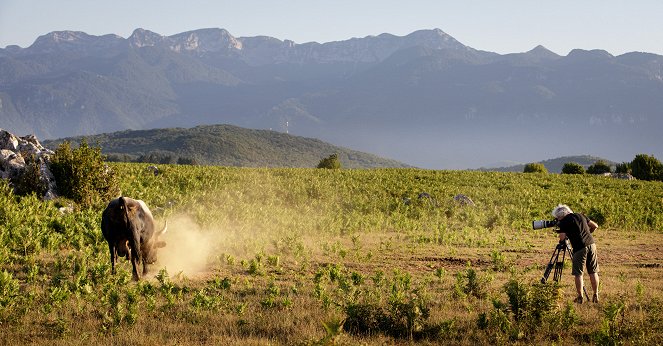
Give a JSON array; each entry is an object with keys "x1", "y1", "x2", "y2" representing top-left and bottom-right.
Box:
[{"x1": 1, "y1": 165, "x2": 662, "y2": 344}]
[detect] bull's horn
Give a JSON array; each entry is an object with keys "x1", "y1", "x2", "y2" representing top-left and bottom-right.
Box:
[{"x1": 159, "y1": 221, "x2": 168, "y2": 235}]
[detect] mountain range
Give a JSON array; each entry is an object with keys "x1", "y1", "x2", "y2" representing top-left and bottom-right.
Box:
[
  {"x1": 41, "y1": 124, "x2": 409, "y2": 168},
  {"x1": 1, "y1": 28, "x2": 662, "y2": 169}
]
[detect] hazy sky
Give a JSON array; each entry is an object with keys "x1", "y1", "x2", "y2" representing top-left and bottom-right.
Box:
[{"x1": 1, "y1": 0, "x2": 662, "y2": 56}]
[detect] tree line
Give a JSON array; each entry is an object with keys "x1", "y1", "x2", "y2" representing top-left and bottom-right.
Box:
[{"x1": 523, "y1": 154, "x2": 663, "y2": 181}]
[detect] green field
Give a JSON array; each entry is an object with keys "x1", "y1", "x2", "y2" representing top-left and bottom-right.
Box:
[{"x1": 1, "y1": 164, "x2": 663, "y2": 345}]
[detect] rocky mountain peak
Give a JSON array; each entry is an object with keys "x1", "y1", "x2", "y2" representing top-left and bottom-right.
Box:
[
  {"x1": 404, "y1": 28, "x2": 466, "y2": 50},
  {"x1": 29, "y1": 30, "x2": 93, "y2": 51},
  {"x1": 128, "y1": 28, "x2": 167, "y2": 48},
  {"x1": 168, "y1": 28, "x2": 242, "y2": 52},
  {"x1": 526, "y1": 45, "x2": 560, "y2": 59},
  {"x1": 567, "y1": 48, "x2": 614, "y2": 60}
]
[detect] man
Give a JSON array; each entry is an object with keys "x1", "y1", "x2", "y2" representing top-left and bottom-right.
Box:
[{"x1": 552, "y1": 204, "x2": 600, "y2": 303}]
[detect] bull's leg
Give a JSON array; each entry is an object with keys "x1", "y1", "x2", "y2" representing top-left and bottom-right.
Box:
[
  {"x1": 130, "y1": 246, "x2": 140, "y2": 281},
  {"x1": 130, "y1": 235, "x2": 142, "y2": 281},
  {"x1": 129, "y1": 238, "x2": 140, "y2": 281},
  {"x1": 108, "y1": 243, "x2": 117, "y2": 274},
  {"x1": 142, "y1": 256, "x2": 149, "y2": 276}
]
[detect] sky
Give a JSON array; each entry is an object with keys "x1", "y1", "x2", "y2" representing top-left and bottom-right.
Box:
[{"x1": 1, "y1": 0, "x2": 663, "y2": 56}]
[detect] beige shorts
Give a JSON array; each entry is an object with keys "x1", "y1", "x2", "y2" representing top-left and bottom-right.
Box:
[{"x1": 572, "y1": 243, "x2": 599, "y2": 276}]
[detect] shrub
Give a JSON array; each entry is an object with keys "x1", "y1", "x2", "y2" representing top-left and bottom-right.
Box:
[
  {"x1": 587, "y1": 207, "x2": 607, "y2": 225},
  {"x1": 561, "y1": 162, "x2": 585, "y2": 174},
  {"x1": 344, "y1": 296, "x2": 432, "y2": 340},
  {"x1": 523, "y1": 163, "x2": 547, "y2": 173},
  {"x1": 587, "y1": 160, "x2": 612, "y2": 175},
  {"x1": 49, "y1": 139, "x2": 120, "y2": 207},
  {"x1": 0, "y1": 270, "x2": 20, "y2": 308},
  {"x1": 317, "y1": 153, "x2": 342, "y2": 169},
  {"x1": 615, "y1": 162, "x2": 631, "y2": 174},
  {"x1": 630, "y1": 154, "x2": 663, "y2": 181},
  {"x1": 479, "y1": 278, "x2": 562, "y2": 340},
  {"x1": 11, "y1": 155, "x2": 49, "y2": 197}
]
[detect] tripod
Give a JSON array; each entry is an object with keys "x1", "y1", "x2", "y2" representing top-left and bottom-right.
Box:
[{"x1": 541, "y1": 238, "x2": 590, "y2": 300}]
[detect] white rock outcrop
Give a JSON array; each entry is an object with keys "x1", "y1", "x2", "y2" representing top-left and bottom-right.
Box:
[{"x1": 0, "y1": 128, "x2": 57, "y2": 199}]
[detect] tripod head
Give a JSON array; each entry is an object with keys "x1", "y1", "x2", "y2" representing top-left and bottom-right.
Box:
[{"x1": 556, "y1": 238, "x2": 569, "y2": 249}]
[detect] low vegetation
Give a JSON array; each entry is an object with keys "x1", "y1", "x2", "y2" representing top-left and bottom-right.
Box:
[{"x1": 1, "y1": 162, "x2": 663, "y2": 344}]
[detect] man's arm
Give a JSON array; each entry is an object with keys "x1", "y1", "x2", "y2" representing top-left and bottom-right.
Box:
[
  {"x1": 588, "y1": 220, "x2": 598, "y2": 233},
  {"x1": 558, "y1": 232, "x2": 566, "y2": 241}
]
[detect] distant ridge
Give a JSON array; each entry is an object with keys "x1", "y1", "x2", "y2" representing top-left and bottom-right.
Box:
[
  {"x1": 42, "y1": 124, "x2": 410, "y2": 169},
  {"x1": 480, "y1": 155, "x2": 618, "y2": 173},
  {"x1": 2, "y1": 27, "x2": 662, "y2": 169}
]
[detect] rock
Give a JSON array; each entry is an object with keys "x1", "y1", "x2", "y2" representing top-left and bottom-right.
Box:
[
  {"x1": 0, "y1": 149, "x2": 26, "y2": 176},
  {"x1": 58, "y1": 205, "x2": 74, "y2": 214},
  {"x1": 602, "y1": 172, "x2": 636, "y2": 180},
  {"x1": 418, "y1": 192, "x2": 439, "y2": 207},
  {"x1": 0, "y1": 129, "x2": 19, "y2": 150},
  {"x1": 147, "y1": 165, "x2": 159, "y2": 176},
  {"x1": 0, "y1": 129, "x2": 58, "y2": 199},
  {"x1": 453, "y1": 194, "x2": 475, "y2": 206}
]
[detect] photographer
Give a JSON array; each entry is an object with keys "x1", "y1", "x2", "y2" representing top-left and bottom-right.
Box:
[{"x1": 552, "y1": 204, "x2": 600, "y2": 303}]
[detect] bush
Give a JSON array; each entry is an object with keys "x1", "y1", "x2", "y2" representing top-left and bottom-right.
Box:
[
  {"x1": 587, "y1": 160, "x2": 612, "y2": 175},
  {"x1": 344, "y1": 296, "x2": 431, "y2": 339},
  {"x1": 630, "y1": 154, "x2": 663, "y2": 181},
  {"x1": 523, "y1": 163, "x2": 547, "y2": 173},
  {"x1": 317, "y1": 153, "x2": 341, "y2": 169},
  {"x1": 615, "y1": 162, "x2": 631, "y2": 174},
  {"x1": 503, "y1": 280, "x2": 559, "y2": 326},
  {"x1": 11, "y1": 155, "x2": 49, "y2": 197},
  {"x1": 0, "y1": 270, "x2": 19, "y2": 308},
  {"x1": 561, "y1": 162, "x2": 585, "y2": 174},
  {"x1": 49, "y1": 139, "x2": 120, "y2": 207}
]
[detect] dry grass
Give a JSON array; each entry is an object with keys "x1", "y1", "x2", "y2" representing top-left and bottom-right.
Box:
[{"x1": 2, "y1": 167, "x2": 663, "y2": 344}]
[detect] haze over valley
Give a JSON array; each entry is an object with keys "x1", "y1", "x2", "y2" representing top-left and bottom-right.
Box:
[{"x1": 1, "y1": 27, "x2": 661, "y2": 168}]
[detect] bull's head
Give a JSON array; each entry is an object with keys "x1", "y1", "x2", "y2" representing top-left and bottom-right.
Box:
[{"x1": 144, "y1": 221, "x2": 168, "y2": 264}]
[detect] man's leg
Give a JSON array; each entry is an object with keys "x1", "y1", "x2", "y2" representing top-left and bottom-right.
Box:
[
  {"x1": 572, "y1": 247, "x2": 588, "y2": 302},
  {"x1": 589, "y1": 273, "x2": 599, "y2": 296},
  {"x1": 574, "y1": 274, "x2": 584, "y2": 299},
  {"x1": 587, "y1": 244, "x2": 600, "y2": 302}
]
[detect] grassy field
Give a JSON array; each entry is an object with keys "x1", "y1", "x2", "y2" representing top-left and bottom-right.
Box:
[{"x1": 1, "y1": 164, "x2": 663, "y2": 345}]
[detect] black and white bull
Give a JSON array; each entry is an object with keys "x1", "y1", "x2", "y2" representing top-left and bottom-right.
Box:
[{"x1": 101, "y1": 197, "x2": 167, "y2": 281}]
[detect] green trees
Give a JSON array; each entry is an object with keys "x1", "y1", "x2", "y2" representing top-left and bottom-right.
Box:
[
  {"x1": 561, "y1": 162, "x2": 585, "y2": 174},
  {"x1": 587, "y1": 160, "x2": 611, "y2": 175},
  {"x1": 523, "y1": 163, "x2": 547, "y2": 173},
  {"x1": 49, "y1": 139, "x2": 120, "y2": 207},
  {"x1": 615, "y1": 162, "x2": 631, "y2": 174},
  {"x1": 630, "y1": 154, "x2": 663, "y2": 181},
  {"x1": 317, "y1": 153, "x2": 342, "y2": 169}
]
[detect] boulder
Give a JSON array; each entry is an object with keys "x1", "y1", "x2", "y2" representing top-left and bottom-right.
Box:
[
  {"x1": 0, "y1": 128, "x2": 58, "y2": 199},
  {"x1": 601, "y1": 172, "x2": 636, "y2": 180},
  {"x1": 453, "y1": 194, "x2": 475, "y2": 206},
  {"x1": 1, "y1": 130, "x2": 19, "y2": 151}
]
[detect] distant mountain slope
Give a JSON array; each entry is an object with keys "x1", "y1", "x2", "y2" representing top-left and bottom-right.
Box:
[
  {"x1": 2, "y1": 27, "x2": 662, "y2": 168},
  {"x1": 481, "y1": 155, "x2": 618, "y2": 173},
  {"x1": 42, "y1": 124, "x2": 410, "y2": 168}
]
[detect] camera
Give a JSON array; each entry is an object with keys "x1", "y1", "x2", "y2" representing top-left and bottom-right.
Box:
[{"x1": 532, "y1": 219, "x2": 558, "y2": 230}]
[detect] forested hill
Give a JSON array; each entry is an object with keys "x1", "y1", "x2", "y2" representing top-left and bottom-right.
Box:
[
  {"x1": 42, "y1": 124, "x2": 410, "y2": 168},
  {"x1": 481, "y1": 155, "x2": 618, "y2": 173}
]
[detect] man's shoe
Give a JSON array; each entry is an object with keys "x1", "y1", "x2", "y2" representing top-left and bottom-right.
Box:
[
  {"x1": 574, "y1": 296, "x2": 584, "y2": 304},
  {"x1": 592, "y1": 294, "x2": 599, "y2": 303}
]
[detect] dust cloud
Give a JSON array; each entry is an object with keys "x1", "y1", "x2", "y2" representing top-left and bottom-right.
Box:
[{"x1": 153, "y1": 215, "x2": 225, "y2": 278}]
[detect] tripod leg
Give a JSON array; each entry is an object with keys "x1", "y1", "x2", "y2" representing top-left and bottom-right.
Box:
[{"x1": 541, "y1": 248, "x2": 559, "y2": 283}]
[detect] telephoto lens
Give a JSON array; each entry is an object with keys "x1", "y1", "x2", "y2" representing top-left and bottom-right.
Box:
[{"x1": 532, "y1": 219, "x2": 558, "y2": 230}]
